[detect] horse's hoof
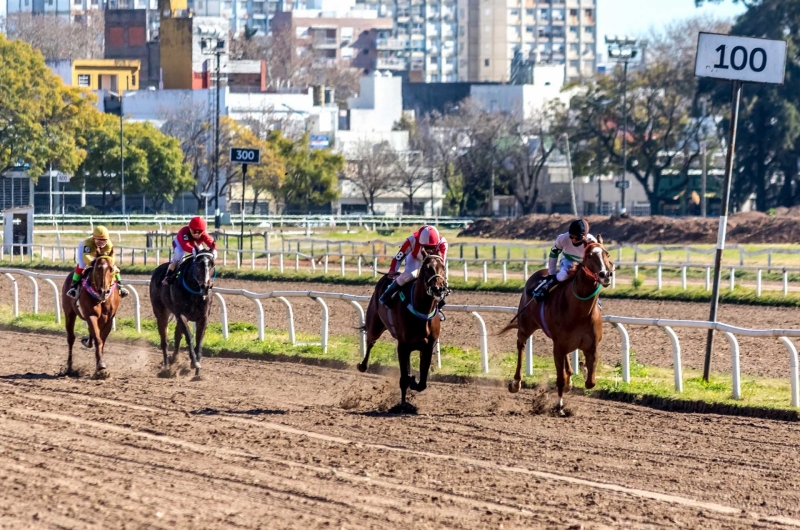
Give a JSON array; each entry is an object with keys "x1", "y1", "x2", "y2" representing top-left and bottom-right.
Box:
[
  {"x1": 408, "y1": 376, "x2": 419, "y2": 390},
  {"x1": 356, "y1": 362, "x2": 368, "y2": 373},
  {"x1": 581, "y1": 366, "x2": 589, "y2": 382},
  {"x1": 92, "y1": 369, "x2": 110, "y2": 381},
  {"x1": 190, "y1": 361, "x2": 197, "y2": 369},
  {"x1": 80, "y1": 338, "x2": 92, "y2": 349},
  {"x1": 558, "y1": 407, "x2": 566, "y2": 417},
  {"x1": 508, "y1": 380, "x2": 521, "y2": 394}
]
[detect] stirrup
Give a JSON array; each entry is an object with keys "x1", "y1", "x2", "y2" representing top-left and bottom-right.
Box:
[
  {"x1": 439, "y1": 310, "x2": 446, "y2": 322},
  {"x1": 67, "y1": 287, "x2": 78, "y2": 299},
  {"x1": 119, "y1": 286, "x2": 129, "y2": 298}
]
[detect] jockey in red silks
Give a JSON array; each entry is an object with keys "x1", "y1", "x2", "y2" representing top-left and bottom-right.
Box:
[
  {"x1": 380, "y1": 225, "x2": 449, "y2": 321},
  {"x1": 162, "y1": 216, "x2": 218, "y2": 285}
]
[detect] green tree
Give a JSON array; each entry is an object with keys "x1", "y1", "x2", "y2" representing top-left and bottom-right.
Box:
[
  {"x1": 127, "y1": 122, "x2": 194, "y2": 212},
  {"x1": 267, "y1": 131, "x2": 342, "y2": 213},
  {"x1": 0, "y1": 34, "x2": 96, "y2": 178},
  {"x1": 74, "y1": 114, "x2": 148, "y2": 212}
]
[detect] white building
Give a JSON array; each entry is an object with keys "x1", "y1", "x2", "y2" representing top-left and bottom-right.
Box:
[{"x1": 469, "y1": 63, "x2": 570, "y2": 117}]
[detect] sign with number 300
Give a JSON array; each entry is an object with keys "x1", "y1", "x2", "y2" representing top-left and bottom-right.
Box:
[{"x1": 695, "y1": 32, "x2": 787, "y2": 85}]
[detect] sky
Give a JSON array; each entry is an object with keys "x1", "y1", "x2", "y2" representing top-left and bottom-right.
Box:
[{"x1": 597, "y1": 0, "x2": 747, "y2": 60}]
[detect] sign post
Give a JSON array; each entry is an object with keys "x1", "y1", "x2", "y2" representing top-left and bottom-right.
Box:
[
  {"x1": 230, "y1": 148, "x2": 261, "y2": 252},
  {"x1": 695, "y1": 32, "x2": 787, "y2": 381}
]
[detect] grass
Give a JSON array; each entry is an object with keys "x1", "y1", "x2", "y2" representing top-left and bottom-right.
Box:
[{"x1": 3, "y1": 306, "x2": 798, "y2": 417}]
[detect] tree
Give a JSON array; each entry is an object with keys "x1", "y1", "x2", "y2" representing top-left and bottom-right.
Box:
[
  {"x1": 267, "y1": 131, "x2": 343, "y2": 213},
  {"x1": 3, "y1": 12, "x2": 105, "y2": 61},
  {"x1": 74, "y1": 114, "x2": 148, "y2": 212},
  {"x1": 391, "y1": 119, "x2": 430, "y2": 214},
  {"x1": 344, "y1": 141, "x2": 397, "y2": 214},
  {"x1": 126, "y1": 122, "x2": 194, "y2": 212},
  {"x1": 247, "y1": 143, "x2": 286, "y2": 214},
  {"x1": 0, "y1": 34, "x2": 97, "y2": 178},
  {"x1": 160, "y1": 100, "x2": 212, "y2": 211},
  {"x1": 501, "y1": 103, "x2": 569, "y2": 215}
]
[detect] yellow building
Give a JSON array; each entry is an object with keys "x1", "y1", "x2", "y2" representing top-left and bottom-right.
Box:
[{"x1": 71, "y1": 59, "x2": 141, "y2": 94}]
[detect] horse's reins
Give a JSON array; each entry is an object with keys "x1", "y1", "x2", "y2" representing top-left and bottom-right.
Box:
[
  {"x1": 422, "y1": 254, "x2": 450, "y2": 298},
  {"x1": 84, "y1": 256, "x2": 116, "y2": 302},
  {"x1": 573, "y1": 242, "x2": 607, "y2": 302},
  {"x1": 181, "y1": 252, "x2": 216, "y2": 296}
]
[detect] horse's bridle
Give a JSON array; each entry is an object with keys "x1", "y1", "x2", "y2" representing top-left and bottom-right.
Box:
[
  {"x1": 580, "y1": 242, "x2": 608, "y2": 284},
  {"x1": 182, "y1": 252, "x2": 216, "y2": 298},
  {"x1": 89, "y1": 256, "x2": 115, "y2": 302},
  {"x1": 422, "y1": 254, "x2": 450, "y2": 299}
]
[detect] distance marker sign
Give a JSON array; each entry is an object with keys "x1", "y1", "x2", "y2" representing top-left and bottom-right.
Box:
[
  {"x1": 230, "y1": 148, "x2": 260, "y2": 164},
  {"x1": 695, "y1": 32, "x2": 787, "y2": 85}
]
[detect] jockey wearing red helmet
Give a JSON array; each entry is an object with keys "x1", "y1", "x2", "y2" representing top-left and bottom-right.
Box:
[
  {"x1": 162, "y1": 216, "x2": 218, "y2": 285},
  {"x1": 380, "y1": 225, "x2": 449, "y2": 320}
]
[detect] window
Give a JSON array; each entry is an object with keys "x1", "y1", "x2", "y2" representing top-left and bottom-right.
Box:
[
  {"x1": 569, "y1": 8, "x2": 577, "y2": 16},
  {"x1": 509, "y1": 8, "x2": 518, "y2": 15},
  {"x1": 484, "y1": 58, "x2": 489, "y2": 66},
  {"x1": 341, "y1": 47, "x2": 354, "y2": 59},
  {"x1": 525, "y1": 25, "x2": 533, "y2": 33},
  {"x1": 341, "y1": 27, "x2": 353, "y2": 40},
  {"x1": 129, "y1": 26, "x2": 145, "y2": 46},
  {"x1": 295, "y1": 26, "x2": 308, "y2": 38},
  {"x1": 569, "y1": 43, "x2": 579, "y2": 53},
  {"x1": 538, "y1": 8, "x2": 548, "y2": 19},
  {"x1": 47, "y1": 0, "x2": 53, "y2": 6},
  {"x1": 109, "y1": 27, "x2": 124, "y2": 47},
  {"x1": 73, "y1": 0, "x2": 81, "y2": 5},
  {"x1": 525, "y1": 8, "x2": 533, "y2": 15},
  {"x1": 584, "y1": 43, "x2": 594, "y2": 55},
  {"x1": 131, "y1": 75, "x2": 136, "y2": 87},
  {"x1": 569, "y1": 26, "x2": 578, "y2": 35},
  {"x1": 78, "y1": 74, "x2": 91, "y2": 87},
  {"x1": 584, "y1": 26, "x2": 594, "y2": 34},
  {"x1": 569, "y1": 59, "x2": 579, "y2": 69}
]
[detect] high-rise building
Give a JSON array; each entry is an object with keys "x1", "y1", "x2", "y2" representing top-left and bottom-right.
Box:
[
  {"x1": 5, "y1": 0, "x2": 104, "y2": 20},
  {"x1": 459, "y1": 0, "x2": 596, "y2": 83}
]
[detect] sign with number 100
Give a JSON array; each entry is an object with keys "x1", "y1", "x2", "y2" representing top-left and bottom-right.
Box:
[{"x1": 695, "y1": 32, "x2": 787, "y2": 85}]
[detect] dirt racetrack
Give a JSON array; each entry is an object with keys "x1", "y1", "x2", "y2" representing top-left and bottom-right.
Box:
[
  {"x1": 2, "y1": 273, "x2": 799, "y2": 379},
  {"x1": 2, "y1": 329, "x2": 800, "y2": 528}
]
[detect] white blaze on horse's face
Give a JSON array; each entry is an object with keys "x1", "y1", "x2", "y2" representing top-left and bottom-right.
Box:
[{"x1": 592, "y1": 247, "x2": 613, "y2": 287}]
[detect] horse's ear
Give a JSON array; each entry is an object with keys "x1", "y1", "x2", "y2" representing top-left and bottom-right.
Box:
[{"x1": 597, "y1": 234, "x2": 604, "y2": 245}]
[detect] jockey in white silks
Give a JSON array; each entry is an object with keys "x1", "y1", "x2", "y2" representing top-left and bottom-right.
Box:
[
  {"x1": 379, "y1": 225, "x2": 449, "y2": 321},
  {"x1": 531, "y1": 218, "x2": 597, "y2": 302}
]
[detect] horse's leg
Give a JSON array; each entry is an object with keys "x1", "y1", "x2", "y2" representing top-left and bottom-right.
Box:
[
  {"x1": 582, "y1": 343, "x2": 598, "y2": 389},
  {"x1": 65, "y1": 310, "x2": 77, "y2": 374},
  {"x1": 357, "y1": 303, "x2": 386, "y2": 373},
  {"x1": 564, "y1": 349, "x2": 575, "y2": 392},
  {"x1": 411, "y1": 342, "x2": 433, "y2": 393},
  {"x1": 397, "y1": 343, "x2": 412, "y2": 405},
  {"x1": 155, "y1": 312, "x2": 170, "y2": 367},
  {"x1": 87, "y1": 316, "x2": 106, "y2": 372},
  {"x1": 172, "y1": 317, "x2": 185, "y2": 364},
  {"x1": 509, "y1": 320, "x2": 537, "y2": 394},
  {"x1": 193, "y1": 316, "x2": 208, "y2": 376},
  {"x1": 96, "y1": 316, "x2": 114, "y2": 373},
  {"x1": 179, "y1": 315, "x2": 198, "y2": 369},
  {"x1": 553, "y1": 344, "x2": 570, "y2": 412}
]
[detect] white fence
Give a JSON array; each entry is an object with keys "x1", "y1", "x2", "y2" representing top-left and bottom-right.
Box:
[{"x1": 1, "y1": 267, "x2": 799, "y2": 406}]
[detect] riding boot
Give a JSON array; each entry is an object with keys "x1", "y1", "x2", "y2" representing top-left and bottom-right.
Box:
[
  {"x1": 532, "y1": 275, "x2": 558, "y2": 302},
  {"x1": 379, "y1": 280, "x2": 401, "y2": 307},
  {"x1": 162, "y1": 268, "x2": 176, "y2": 286},
  {"x1": 438, "y1": 299, "x2": 446, "y2": 322},
  {"x1": 117, "y1": 281, "x2": 129, "y2": 298},
  {"x1": 67, "y1": 278, "x2": 80, "y2": 299}
]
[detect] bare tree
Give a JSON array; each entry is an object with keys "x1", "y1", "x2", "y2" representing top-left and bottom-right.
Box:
[
  {"x1": 160, "y1": 100, "x2": 212, "y2": 212},
  {"x1": 343, "y1": 141, "x2": 397, "y2": 214},
  {"x1": 3, "y1": 12, "x2": 104, "y2": 61}
]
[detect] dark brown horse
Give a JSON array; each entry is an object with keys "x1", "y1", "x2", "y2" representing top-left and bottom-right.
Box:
[
  {"x1": 358, "y1": 252, "x2": 449, "y2": 411},
  {"x1": 61, "y1": 255, "x2": 121, "y2": 377},
  {"x1": 501, "y1": 238, "x2": 614, "y2": 413},
  {"x1": 150, "y1": 251, "x2": 215, "y2": 378}
]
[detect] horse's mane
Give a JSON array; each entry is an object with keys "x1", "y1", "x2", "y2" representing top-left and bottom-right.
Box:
[{"x1": 564, "y1": 242, "x2": 606, "y2": 281}]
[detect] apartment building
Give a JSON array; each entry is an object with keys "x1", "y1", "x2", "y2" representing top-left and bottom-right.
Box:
[
  {"x1": 5, "y1": 0, "x2": 104, "y2": 20},
  {"x1": 458, "y1": 0, "x2": 596, "y2": 83},
  {"x1": 271, "y1": 6, "x2": 392, "y2": 72}
]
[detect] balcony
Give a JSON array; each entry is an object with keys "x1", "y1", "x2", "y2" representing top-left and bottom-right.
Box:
[
  {"x1": 312, "y1": 36, "x2": 338, "y2": 49},
  {"x1": 313, "y1": 57, "x2": 337, "y2": 68},
  {"x1": 376, "y1": 38, "x2": 408, "y2": 49},
  {"x1": 376, "y1": 57, "x2": 407, "y2": 69}
]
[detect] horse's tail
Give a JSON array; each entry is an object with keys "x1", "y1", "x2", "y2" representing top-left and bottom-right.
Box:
[{"x1": 498, "y1": 313, "x2": 520, "y2": 336}]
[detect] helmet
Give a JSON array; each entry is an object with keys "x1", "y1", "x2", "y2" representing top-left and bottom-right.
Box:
[
  {"x1": 417, "y1": 225, "x2": 441, "y2": 246},
  {"x1": 568, "y1": 219, "x2": 589, "y2": 238},
  {"x1": 189, "y1": 217, "x2": 207, "y2": 232},
  {"x1": 92, "y1": 225, "x2": 110, "y2": 239}
]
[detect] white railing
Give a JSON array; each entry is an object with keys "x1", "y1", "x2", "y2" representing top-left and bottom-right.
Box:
[{"x1": 2, "y1": 266, "x2": 799, "y2": 406}]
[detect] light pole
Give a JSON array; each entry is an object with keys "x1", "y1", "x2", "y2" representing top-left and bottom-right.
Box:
[
  {"x1": 605, "y1": 36, "x2": 639, "y2": 215},
  {"x1": 109, "y1": 89, "x2": 128, "y2": 214},
  {"x1": 201, "y1": 33, "x2": 226, "y2": 229}
]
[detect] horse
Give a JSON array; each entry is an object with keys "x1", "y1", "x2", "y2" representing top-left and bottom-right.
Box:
[
  {"x1": 61, "y1": 255, "x2": 121, "y2": 377},
  {"x1": 150, "y1": 251, "x2": 215, "y2": 378},
  {"x1": 358, "y1": 251, "x2": 450, "y2": 411},
  {"x1": 500, "y1": 237, "x2": 614, "y2": 413}
]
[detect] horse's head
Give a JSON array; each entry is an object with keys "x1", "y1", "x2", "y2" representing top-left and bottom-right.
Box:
[
  {"x1": 582, "y1": 235, "x2": 614, "y2": 288},
  {"x1": 419, "y1": 249, "x2": 449, "y2": 301},
  {"x1": 91, "y1": 256, "x2": 116, "y2": 301},
  {"x1": 191, "y1": 251, "x2": 216, "y2": 296}
]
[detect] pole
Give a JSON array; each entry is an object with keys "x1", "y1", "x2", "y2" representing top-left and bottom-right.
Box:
[
  {"x1": 49, "y1": 162, "x2": 53, "y2": 216},
  {"x1": 596, "y1": 133, "x2": 603, "y2": 215},
  {"x1": 701, "y1": 141, "x2": 708, "y2": 217},
  {"x1": 620, "y1": 59, "x2": 629, "y2": 214},
  {"x1": 240, "y1": 164, "x2": 247, "y2": 250},
  {"x1": 564, "y1": 133, "x2": 577, "y2": 215},
  {"x1": 120, "y1": 91, "x2": 126, "y2": 215},
  {"x1": 214, "y1": 51, "x2": 222, "y2": 229},
  {"x1": 703, "y1": 80, "x2": 742, "y2": 382}
]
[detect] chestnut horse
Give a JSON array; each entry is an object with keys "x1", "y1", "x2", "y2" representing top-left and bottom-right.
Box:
[
  {"x1": 358, "y1": 252, "x2": 449, "y2": 410},
  {"x1": 61, "y1": 255, "x2": 121, "y2": 377},
  {"x1": 501, "y1": 238, "x2": 614, "y2": 413}
]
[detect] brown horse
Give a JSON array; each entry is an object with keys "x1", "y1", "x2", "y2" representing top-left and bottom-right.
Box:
[
  {"x1": 501, "y1": 238, "x2": 614, "y2": 413},
  {"x1": 358, "y1": 252, "x2": 449, "y2": 411},
  {"x1": 61, "y1": 255, "x2": 121, "y2": 377}
]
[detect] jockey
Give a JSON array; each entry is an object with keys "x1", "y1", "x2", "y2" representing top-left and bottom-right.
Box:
[
  {"x1": 67, "y1": 225, "x2": 129, "y2": 299},
  {"x1": 379, "y1": 225, "x2": 448, "y2": 321},
  {"x1": 531, "y1": 218, "x2": 597, "y2": 302},
  {"x1": 162, "y1": 216, "x2": 218, "y2": 285}
]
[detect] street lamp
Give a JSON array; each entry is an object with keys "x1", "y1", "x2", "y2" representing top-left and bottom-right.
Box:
[
  {"x1": 605, "y1": 35, "x2": 639, "y2": 215},
  {"x1": 201, "y1": 33, "x2": 226, "y2": 229}
]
